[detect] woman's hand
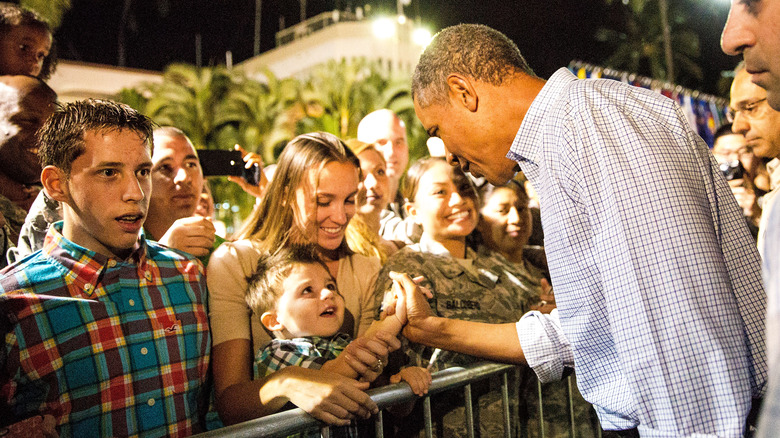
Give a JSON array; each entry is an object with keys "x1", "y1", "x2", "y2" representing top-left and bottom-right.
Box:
[
  {"x1": 323, "y1": 331, "x2": 399, "y2": 382},
  {"x1": 272, "y1": 367, "x2": 378, "y2": 425}
]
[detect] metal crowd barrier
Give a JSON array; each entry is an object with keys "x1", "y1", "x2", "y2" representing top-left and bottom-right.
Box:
[{"x1": 194, "y1": 362, "x2": 594, "y2": 438}]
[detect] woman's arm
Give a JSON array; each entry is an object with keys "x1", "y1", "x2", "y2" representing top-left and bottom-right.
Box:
[{"x1": 213, "y1": 339, "x2": 379, "y2": 426}]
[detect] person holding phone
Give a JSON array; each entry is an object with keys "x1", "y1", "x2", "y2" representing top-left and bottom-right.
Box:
[{"x1": 144, "y1": 127, "x2": 218, "y2": 261}]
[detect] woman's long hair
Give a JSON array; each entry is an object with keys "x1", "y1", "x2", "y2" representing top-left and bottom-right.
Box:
[{"x1": 236, "y1": 132, "x2": 359, "y2": 256}]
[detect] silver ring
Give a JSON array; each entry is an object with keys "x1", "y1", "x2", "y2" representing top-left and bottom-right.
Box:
[{"x1": 371, "y1": 358, "x2": 384, "y2": 372}]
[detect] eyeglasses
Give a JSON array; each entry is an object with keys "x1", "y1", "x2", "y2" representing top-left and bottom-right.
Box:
[{"x1": 727, "y1": 98, "x2": 768, "y2": 122}]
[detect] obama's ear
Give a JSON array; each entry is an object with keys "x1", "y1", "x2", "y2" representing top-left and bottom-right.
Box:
[{"x1": 446, "y1": 74, "x2": 478, "y2": 112}]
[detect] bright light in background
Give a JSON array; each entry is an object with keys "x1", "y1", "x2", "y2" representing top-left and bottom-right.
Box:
[
  {"x1": 427, "y1": 137, "x2": 445, "y2": 157},
  {"x1": 373, "y1": 18, "x2": 396, "y2": 39},
  {"x1": 413, "y1": 27, "x2": 433, "y2": 47},
  {"x1": 397, "y1": 15, "x2": 407, "y2": 25}
]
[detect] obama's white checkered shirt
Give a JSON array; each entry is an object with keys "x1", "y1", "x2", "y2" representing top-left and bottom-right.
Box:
[{"x1": 511, "y1": 68, "x2": 766, "y2": 437}]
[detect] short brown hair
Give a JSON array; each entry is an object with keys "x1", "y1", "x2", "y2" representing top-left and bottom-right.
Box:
[
  {"x1": 38, "y1": 99, "x2": 154, "y2": 175},
  {"x1": 246, "y1": 245, "x2": 332, "y2": 314}
]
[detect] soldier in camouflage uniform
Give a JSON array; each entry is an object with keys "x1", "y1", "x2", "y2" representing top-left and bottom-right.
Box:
[
  {"x1": 478, "y1": 182, "x2": 601, "y2": 437},
  {"x1": 0, "y1": 195, "x2": 26, "y2": 268},
  {"x1": 374, "y1": 157, "x2": 542, "y2": 437},
  {"x1": 377, "y1": 238, "x2": 540, "y2": 437}
]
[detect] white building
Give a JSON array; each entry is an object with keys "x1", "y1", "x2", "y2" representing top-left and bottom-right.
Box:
[
  {"x1": 47, "y1": 60, "x2": 163, "y2": 103},
  {"x1": 47, "y1": 10, "x2": 430, "y2": 102},
  {"x1": 238, "y1": 10, "x2": 428, "y2": 80}
]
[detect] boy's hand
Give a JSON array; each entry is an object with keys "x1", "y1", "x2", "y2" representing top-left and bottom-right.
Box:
[
  {"x1": 391, "y1": 366, "x2": 432, "y2": 397},
  {"x1": 391, "y1": 277, "x2": 408, "y2": 325}
]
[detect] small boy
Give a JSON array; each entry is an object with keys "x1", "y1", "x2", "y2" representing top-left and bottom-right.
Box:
[
  {"x1": 0, "y1": 3, "x2": 56, "y2": 80},
  {"x1": 246, "y1": 246, "x2": 431, "y2": 429}
]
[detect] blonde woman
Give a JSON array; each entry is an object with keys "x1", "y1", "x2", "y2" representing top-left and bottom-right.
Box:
[
  {"x1": 207, "y1": 132, "x2": 388, "y2": 425},
  {"x1": 345, "y1": 139, "x2": 404, "y2": 263}
]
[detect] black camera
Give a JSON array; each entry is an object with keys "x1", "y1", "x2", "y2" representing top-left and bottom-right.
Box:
[
  {"x1": 198, "y1": 149, "x2": 261, "y2": 185},
  {"x1": 719, "y1": 160, "x2": 745, "y2": 181}
]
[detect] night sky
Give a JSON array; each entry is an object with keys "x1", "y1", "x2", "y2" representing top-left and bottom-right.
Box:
[{"x1": 54, "y1": 0, "x2": 740, "y2": 95}]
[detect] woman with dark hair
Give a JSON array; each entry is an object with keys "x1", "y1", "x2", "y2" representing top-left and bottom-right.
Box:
[
  {"x1": 375, "y1": 157, "x2": 542, "y2": 437},
  {"x1": 207, "y1": 132, "x2": 387, "y2": 425}
]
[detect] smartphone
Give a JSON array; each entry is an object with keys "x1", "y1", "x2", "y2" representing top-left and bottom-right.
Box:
[
  {"x1": 719, "y1": 160, "x2": 745, "y2": 181},
  {"x1": 198, "y1": 149, "x2": 261, "y2": 185}
]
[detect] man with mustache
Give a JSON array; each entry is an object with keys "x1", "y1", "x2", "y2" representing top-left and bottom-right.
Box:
[
  {"x1": 0, "y1": 100, "x2": 210, "y2": 436},
  {"x1": 144, "y1": 127, "x2": 217, "y2": 261}
]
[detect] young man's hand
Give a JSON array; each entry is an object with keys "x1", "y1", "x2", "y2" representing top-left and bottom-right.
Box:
[{"x1": 158, "y1": 216, "x2": 216, "y2": 257}]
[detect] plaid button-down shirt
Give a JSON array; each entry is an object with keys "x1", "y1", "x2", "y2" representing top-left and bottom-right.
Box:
[
  {"x1": 254, "y1": 333, "x2": 351, "y2": 378},
  {"x1": 0, "y1": 223, "x2": 210, "y2": 437}
]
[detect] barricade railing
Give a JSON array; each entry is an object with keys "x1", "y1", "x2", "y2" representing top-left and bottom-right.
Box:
[{"x1": 194, "y1": 362, "x2": 593, "y2": 438}]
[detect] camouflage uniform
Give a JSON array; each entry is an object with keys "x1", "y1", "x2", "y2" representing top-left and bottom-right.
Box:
[
  {"x1": 375, "y1": 237, "x2": 539, "y2": 437},
  {"x1": 6, "y1": 189, "x2": 62, "y2": 265},
  {"x1": 0, "y1": 194, "x2": 29, "y2": 269},
  {"x1": 377, "y1": 239, "x2": 601, "y2": 437}
]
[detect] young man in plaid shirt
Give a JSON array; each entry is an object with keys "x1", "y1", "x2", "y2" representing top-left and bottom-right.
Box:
[{"x1": 0, "y1": 99, "x2": 210, "y2": 437}]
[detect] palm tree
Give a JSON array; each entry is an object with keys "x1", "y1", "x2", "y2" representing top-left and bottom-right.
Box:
[
  {"x1": 298, "y1": 58, "x2": 386, "y2": 139},
  {"x1": 214, "y1": 68, "x2": 301, "y2": 162},
  {"x1": 142, "y1": 63, "x2": 233, "y2": 149},
  {"x1": 20, "y1": 0, "x2": 70, "y2": 28},
  {"x1": 597, "y1": 0, "x2": 702, "y2": 85}
]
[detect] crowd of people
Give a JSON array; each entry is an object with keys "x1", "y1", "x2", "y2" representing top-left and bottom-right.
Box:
[{"x1": 1, "y1": 1, "x2": 780, "y2": 437}]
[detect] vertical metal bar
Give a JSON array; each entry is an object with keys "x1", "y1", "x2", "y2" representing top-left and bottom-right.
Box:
[
  {"x1": 537, "y1": 379, "x2": 546, "y2": 438},
  {"x1": 320, "y1": 425, "x2": 331, "y2": 438},
  {"x1": 464, "y1": 384, "x2": 475, "y2": 438},
  {"x1": 567, "y1": 376, "x2": 576, "y2": 438},
  {"x1": 502, "y1": 372, "x2": 511, "y2": 438},
  {"x1": 375, "y1": 410, "x2": 384, "y2": 438},
  {"x1": 424, "y1": 396, "x2": 434, "y2": 438}
]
